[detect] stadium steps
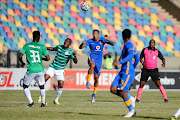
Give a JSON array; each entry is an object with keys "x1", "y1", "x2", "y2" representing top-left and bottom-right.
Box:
[{"x1": 147, "y1": 0, "x2": 180, "y2": 28}]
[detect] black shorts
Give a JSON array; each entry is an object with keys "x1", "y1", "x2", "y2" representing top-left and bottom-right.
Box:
[{"x1": 140, "y1": 68, "x2": 160, "y2": 82}]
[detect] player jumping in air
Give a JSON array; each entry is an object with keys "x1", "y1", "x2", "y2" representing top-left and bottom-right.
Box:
[
  {"x1": 19, "y1": 31, "x2": 50, "y2": 107},
  {"x1": 136, "y1": 39, "x2": 168, "y2": 103},
  {"x1": 79, "y1": 29, "x2": 114, "y2": 103},
  {"x1": 38, "y1": 38, "x2": 78, "y2": 105},
  {"x1": 111, "y1": 29, "x2": 139, "y2": 117}
]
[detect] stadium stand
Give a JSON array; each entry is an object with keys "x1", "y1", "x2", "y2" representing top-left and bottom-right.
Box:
[{"x1": 0, "y1": 0, "x2": 180, "y2": 57}]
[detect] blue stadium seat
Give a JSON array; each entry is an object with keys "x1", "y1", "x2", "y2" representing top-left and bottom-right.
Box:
[
  {"x1": 92, "y1": 18, "x2": 100, "y2": 25},
  {"x1": 70, "y1": 17, "x2": 77, "y2": 24},
  {"x1": 20, "y1": 0, "x2": 27, "y2": 4},
  {"x1": 160, "y1": 36, "x2": 167, "y2": 43},
  {"x1": 139, "y1": 36, "x2": 146, "y2": 42},
  {"x1": 153, "y1": 31, "x2": 160, "y2": 37},
  {"x1": 41, "y1": 33, "x2": 48, "y2": 39},
  {"x1": 121, "y1": 19, "x2": 128, "y2": 25},
  {"x1": 28, "y1": 22, "x2": 35, "y2": 28},
  {"x1": 0, "y1": 27, "x2": 3, "y2": 33},
  {"x1": 129, "y1": 13, "x2": 135, "y2": 19},
  {"x1": 55, "y1": 22, "x2": 62, "y2": 28},
  {"x1": 100, "y1": 1, "x2": 106, "y2": 6},
  {"x1": 107, "y1": 1, "x2": 113, "y2": 7},
  {"x1": 39, "y1": 27, "x2": 45, "y2": 34},
  {"x1": 20, "y1": 9, "x2": 27, "y2": 16},
  {"x1": 61, "y1": 34, "x2": 67, "y2": 40},
  {"x1": 143, "y1": 19, "x2": 150, "y2": 25},
  {"x1": 107, "y1": 12, "x2": 114, "y2": 19},
  {"x1": 1, "y1": 9, "x2": 8, "y2": 16},
  {"x1": 150, "y1": 8, "x2": 158, "y2": 14},
  {"x1": 7, "y1": 3, "x2": 13, "y2": 9},
  {"x1": 22, "y1": 21, "x2": 28, "y2": 27},
  {"x1": 136, "y1": 19, "x2": 143, "y2": 25},
  {"x1": 6, "y1": 37, "x2": 13, "y2": 44},
  {"x1": 106, "y1": 6, "x2": 114, "y2": 13},
  {"x1": 28, "y1": 10, "x2": 34, "y2": 16},
  {"x1": 34, "y1": 4, "x2": 41, "y2": 11},
  {"x1": 131, "y1": 31, "x2": 138, "y2": 36},
  {"x1": 127, "y1": 7, "x2": 134, "y2": 14},
  {"x1": 56, "y1": 11, "x2": 63, "y2": 18},
  {"x1": 18, "y1": 27, "x2": 25, "y2": 33},
  {"x1": 144, "y1": 40, "x2": 149, "y2": 47},
  {"x1": 26, "y1": 38, "x2": 32, "y2": 43},
  {"x1": 63, "y1": 6, "x2": 70, "y2": 12},
  {"x1": 11, "y1": 43, "x2": 17, "y2": 50},
  {"x1": 13, "y1": 3, "x2": 20, "y2": 9},
  {"x1": 40, "y1": 16, "x2": 47, "y2": 23},
  {"x1": 46, "y1": 39, "x2": 53, "y2": 44},
  {"x1": 21, "y1": 33, "x2": 28, "y2": 40},
  {"x1": 65, "y1": 28, "x2": 72, "y2": 34},
  {"x1": 81, "y1": 34, "x2": 88, "y2": 40},
  {"x1": 136, "y1": 13, "x2": 142, "y2": 20},
  {"x1": 85, "y1": 12, "x2": 92, "y2": 18},
  {"x1": 136, "y1": 2, "x2": 143, "y2": 8},
  {"x1": 121, "y1": 7, "x2": 127, "y2": 13},
  {"x1": 167, "y1": 32, "x2": 175, "y2": 37},
  {"x1": 64, "y1": 0, "x2": 71, "y2": 6},
  {"x1": 84, "y1": 24, "x2": 92, "y2": 29},
  {"x1": 166, "y1": 20, "x2": 174, "y2": 26},
  {"x1": 21, "y1": 16, "x2": 27, "y2": 22},
  {"x1": 1, "y1": 31, "x2": 7, "y2": 38},
  {"x1": 1, "y1": 21, "x2": 8, "y2": 26}
]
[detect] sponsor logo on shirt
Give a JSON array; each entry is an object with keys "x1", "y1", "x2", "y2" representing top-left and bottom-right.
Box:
[
  {"x1": 95, "y1": 46, "x2": 101, "y2": 51},
  {"x1": 65, "y1": 51, "x2": 70, "y2": 55},
  {"x1": 153, "y1": 56, "x2": 156, "y2": 60}
]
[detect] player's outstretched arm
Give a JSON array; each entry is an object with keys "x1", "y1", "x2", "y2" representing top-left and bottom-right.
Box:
[
  {"x1": 104, "y1": 35, "x2": 114, "y2": 46},
  {"x1": 72, "y1": 52, "x2": 78, "y2": 64},
  {"x1": 19, "y1": 53, "x2": 25, "y2": 68},
  {"x1": 42, "y1": 55, "x2": 50, "y2": 61},
  {"x1": 46, "y1": 47, "x2": 54, "y2": 51},
  {"x1": 79, "y1": 41, "x2": 86, "y2": 49}
]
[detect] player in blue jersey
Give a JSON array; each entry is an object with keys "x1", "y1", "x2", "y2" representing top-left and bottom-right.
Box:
[
  {"x1": 79, "y1": 29, "x2": 114, "y2": 103},
  {"x1": 111, "y1": 29, "x2": 139, "y2": 117}
]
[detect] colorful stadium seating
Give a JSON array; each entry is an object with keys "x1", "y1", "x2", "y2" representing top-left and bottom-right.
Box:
[{"x1": 0, "y1": 0, "x2": 180, "y2": 56}]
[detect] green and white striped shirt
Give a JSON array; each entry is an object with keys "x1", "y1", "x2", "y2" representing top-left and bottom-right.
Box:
[{"x1": 50, "y1": 45, "x2": 74, "y2": 70}]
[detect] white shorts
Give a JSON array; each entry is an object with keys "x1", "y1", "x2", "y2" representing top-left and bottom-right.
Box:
[
  {"x1": 45, "y1": 67, "x2": 65, "y2": 81},
  {"x1": 23, "y1": 72, "x2": 45, "y2": 86}
]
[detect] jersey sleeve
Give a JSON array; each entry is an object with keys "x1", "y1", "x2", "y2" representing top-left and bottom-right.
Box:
[
  {"x1": 19, "y1": 44, "x2": 27, "y2": 54},
  {"x1": 53, "y1": 45, "x2": 58, "y2": 51},
  {"x1": 140, "y1": 48, "x2": 145, "y2": 59},
  {"x1": 42, "y1": 46, "x2": 49, "y2": 56},
  {"x1": 100, "y1": 37, "x2": 108, "y2": 44},
  {"x1": 119, "y1": 43, "x2": 134, "y2": 64},
  {"x1": 85, "y1": 39, "x2": 90, "y2": 46},
  {"x1": 133, "y1": 52, "x2": 140, "y2": 68},
  {"x1": 158, "y1": 50, "x2": 164, "y2": 61},
  {"x1": 71, "y1": 51, "x2": 75, "y2": 59}
]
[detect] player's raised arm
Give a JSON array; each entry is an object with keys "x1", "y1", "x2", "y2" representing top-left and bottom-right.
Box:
[
  {"x1": 72, "y1": 52, "x2": 78, "y2": 64},
  {"x1": 104, "y1": 35, "x2": 114, "y2": 46},
  {"x1": 46, "y1": 47, "x2": 54, "y2": 51},
  {"x1": 79, "y1": 41, "x2": 86, "y2": 49}
]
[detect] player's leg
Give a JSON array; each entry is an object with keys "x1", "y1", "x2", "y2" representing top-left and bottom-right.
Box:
[
  {"x1": 152, "y1": 69, "x2": 168, "y2": 102},
  {"x1": 91, "y1": 73, "x2": 99, "y2": 103},
  {"x1": 54, "y1": 70, "x2": 64, "y2": 104},
  {"x1": 86, "y1": 57, "x2": 95, "y2": 89},
  {"x1": 136, "y1": 68, "x2": 149, "y2": 102},
  {"x1": 172, "y1": 108, "x2": 180, "y2": 120},
  {"x1": 23, "y1": 72, "x2": 34, "y2": 107}
]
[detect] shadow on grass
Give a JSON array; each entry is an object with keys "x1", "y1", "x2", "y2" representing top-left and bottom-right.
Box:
[{"x1": 134, "y1": 116, "x2": 169, "y2": 120}]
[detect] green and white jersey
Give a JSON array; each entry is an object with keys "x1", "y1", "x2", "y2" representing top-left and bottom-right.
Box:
[
  {"x1": 49, "y1": 45, "x2": 75, "y2": 70},
  {"x1": 20, "y1": 42, "x2": 49, "y2": 74}
]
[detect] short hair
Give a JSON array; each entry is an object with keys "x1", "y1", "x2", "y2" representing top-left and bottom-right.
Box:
[
  {"x1": 93, "y1": 29, "x2": 99, "y2": 34},
  {"x1": 122, "y1": 29, "x2": 131, "y2": 40},
  {"x1": 66, "y1": 38, "x2": 72, "y2": 43},
  {"x1": 33, "y1": 31, "x2": 40, "y2": 41},
  {"x1": 149, "y1": 39, "x2": 155, "y2": 44}
]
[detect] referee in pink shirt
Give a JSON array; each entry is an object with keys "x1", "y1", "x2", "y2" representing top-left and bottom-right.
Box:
[{"x1": 136, "y1": 39, "x2": 168, "y2": 103}]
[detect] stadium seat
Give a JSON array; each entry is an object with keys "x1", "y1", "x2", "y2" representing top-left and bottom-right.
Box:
[
  {"x1": 27, "y1": 16, "x2": 35, "y2": 23},
  {"x1": 85, "y1": 17, "x2": 92, "y2": 24},
  {"x1": 48, "y1": 4, "x2": 56, "y2": 12},
  {"x1": 58, "y1": 28, "x2": 65, "y2": 34},
  {"x1": 48, "y1": 11, "x2": 56, "y2": 17},
  {"x1": 92, "y1": 12, "x2": 101, "y2": 19},
  {"x1": 41, "y1": 10, "x2": 48, "y2": 18},
  {"x1": 54, "y1": 16, "x2": 63, "y2": 23},
  {"x1": 7, "y1": 8, "x2": 15, "y2": 16},
  {"x1": 70, "y1": 5, "x2": 79, "y2": 12},
  {"x1": 128, "y1": 1, "x2": 136, "y2": 8}
]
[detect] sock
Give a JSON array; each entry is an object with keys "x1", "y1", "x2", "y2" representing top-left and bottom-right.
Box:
[
  {"x1": 87, "y1": 74, "x2": 91, "y2": 82},
  {"x1": 137, "y1": 87, "x2": 143, "y2": 100},
  {"x1": 24, "y1": 88, "x2": 33, "y2": 104},
  {"x1": 92, "y1": 87, "x2": 97, "y2": 96},
  {"x1": 127, "y1": 91, "x2": 131, "y2": 98},
  {"x1": 40, "y1": 89, "x2": 45, "y2": 104},
  {"x1": 174, "y1": 108, "x2": 180, "y2": 118},
  {"x1": 124, "y1": 96, "x2": 134, "y2": 111},
  {"x1": 55, "y1": 88, "x2": 63, "y2": 101},
  {"x1": 159, "y1": 85, "x2": 168, "y2": 99}
]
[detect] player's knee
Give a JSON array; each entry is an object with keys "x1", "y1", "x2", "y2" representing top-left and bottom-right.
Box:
[
  {"x1": 90, "y1": 63, "x2": 95, "y2": 68},
  {"x1": 39, "y1": 85, "x2": 44, "y2": 89},
  {"x1": 110, "y1": 87, "x2": 117, "y2": 94}
]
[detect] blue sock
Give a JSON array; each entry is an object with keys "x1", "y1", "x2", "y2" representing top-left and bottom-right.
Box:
[
  {"x1": 92, "y1": 94, "x2": 96, "y2": 96},
  {"x1": 127, "y1": 91, "x2": 131, "y2": 98},
  {"x1": 124, "y1": 96, "x2": 134, "y2": 111}
]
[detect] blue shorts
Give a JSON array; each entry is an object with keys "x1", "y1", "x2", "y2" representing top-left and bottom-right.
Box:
[
  {"x1": 88, "y1": 56, "x2": 101, "y2": 76},
  {"x1": 112, "y1": 70, "x2": 135, "y2": 92}
]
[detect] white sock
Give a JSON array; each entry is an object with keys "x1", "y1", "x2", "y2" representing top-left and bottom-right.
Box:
[
  {"x1": 55, "y1": 88, "x2": 63, "y2": 101},
  {"x1": 174, "y1": 108, "x2": 180, "y2": 118},
  {"x1": 24, "y1": 88, "x2": 33, "y2": 104},
  {"x1": 40, "y1": 89, "x2": 45, "y2": 104}
]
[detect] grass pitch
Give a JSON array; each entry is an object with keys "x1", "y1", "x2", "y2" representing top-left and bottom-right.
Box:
[{"x1": 0, "y1": 90, "x2": 179, "y2": 120}]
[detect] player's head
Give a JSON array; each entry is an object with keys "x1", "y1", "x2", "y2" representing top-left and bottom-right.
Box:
[
  {"x1": 33, "y1": 31, "x2": 40, "y2": 42},
  {"x1": 122, "y1": 29, "x2": 131, "y2": 42},
  {"x1": 93, "y1": 29, "x2": 99, "y2": 41},
  {"x1": 149, "y1": 39, "x2": 156, "y2": 48},
  {"x1": 64, "y1": 38, "x2": 72, "y2": 48}
]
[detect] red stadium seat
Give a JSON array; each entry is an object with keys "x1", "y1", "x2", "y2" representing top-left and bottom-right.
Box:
[
  {"x1": 110, "y1": 35, "x2": 117, "y2": 41},
  {"x1": 27, "y1": 4, "x2": 35, "y2": 11},
  {"x1": 145, "y1": 31, "x2": 153, "y2": 37},
  {"x1": 55, "y1": 4, "x2": 64, "y2": 12},
  {"x1": 51, "y1": 28, "x2": 58, "y2": 34},
  {"x1": 7, "y1": 31, "x2": 14, "y2": 39},
  {"x1": 167, "y1": 36, "x2": 174, "y2": 43},
  {"x1": 131, "y1": 41, "x2": 137, "y2": 47},
  {"x1": 136, "y1": 25, "x2": 144, "y2": 30},
  {"x1": 173, "y1": 26, "x2": 180, "y2": 33},
  {"x1": 151, "y1": 25, "x2": 159, "y2": 32},
  {"x1": 120, "y1": 1, "x2": 128, "y2": 8},
  {"x1": 78, "y1": 0, "x2": 84, "y2": 5},
  {"x1": 49, "y1": 0, "x2": 56, "y2": 5},
  {"x1": 175, "y1": 31, "x2": 180, "y2": 37},
  {"x1": 103, "y1": 49, "x2": 108, "y2": 55},
  {"x1": 34, "y1": 16, "x2": 41, "y2": 22},
  {"x1": 92, "y1": 6, "x2": 99, "y2": 12},
  {"x1": 4, "y1": 26, "x2": 11, "y2": 33},
  {"x1": 143, "y1": 8, "x2": 150, "y2": 14},
  {"x1": 88, "y1": 34, "x2": 93, "y2": 39},
  {"x1": 70, "y1": 23, "x2": 77, "y2": 29},
  {"x1": 25, "y1": 27, "x2": 32, "y2": 33},
  {"x1": 99, "y1": 18, "x2": 107, "y2": 25},
  {"x1": 48, "y1": 11, "x2": 56, "y2": 17},
  {"x1": 7, "y1": 15, "x2": 15, "y2": 22},
  {"x1": 158, "y1": 14, "x2": 166, "y2": 21},
  {"x1": 129, "y1": 19, "x2": 136, "y2": 26},
  {"x1": 159, "y1": 41, "x2": 166, "y2": 48},
  {"x1": 70, "y1": 11, "x2": 78, "y2": 18},
  {"x1": 41, "y1": 22, "x2": 48, "y2": 27},
  {"x1": 68, "y1": 34, "x2": 75, "y2": 40},
  {"x1": 14, "y1": 9, "x2": 22, "y2": 16},
  {"x1": 1, "y1": 0, "x2": 8, "y2": 4},
  {"x1": 77, "y1": 17, "x2": 85, "y2": 24},
  {"x1": 113, "y1": 7, "x2": 121, "y2": 13}
]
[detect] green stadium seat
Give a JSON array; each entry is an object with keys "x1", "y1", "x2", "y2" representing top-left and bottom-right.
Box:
[
  {"x1": 0, "y1": 37, "x2": 5, "y2": 44},
  {"x1": 167, "y1": 52, "x2": 174, "y2": 57},
  {"x1": 71, "y1": 0, "x2": 78, "y2": 5},
  {"x1": 41, "y1": 4, "x2": 48, "y2": 11},
  {"x1": 47, "y1": 16, "x2": 55, "y2": 23},
  {"x1": 143, "y1": 14, "x2": 150, "y2": 20},
  {"x1": 122, "y1": 13, "x2": 129, "y2": 19},
  {"x1": 77, "y1": 23, "x2": 84, "y2": 29},
  {"x1": 158, "y1": 20, "x2": 166, "y2": 26},
  {"x1": 14, "y1": 16, "x2": 21, "y2": 21},
  {"x1": 27, "y1": 0, "x2": 35, "y2": 5},
  {"x1": 54, "y1": 34, "x2": 61, "y2": 39},
  {"x1": 73, "y1": 29, "x2": 80, "y2": 34},
  {"x1": 143, "y1": 2, "x2": 150, "y2": 8},
  {"x1": 107, "y1": 18, "x2": 114, "y2": 25},
  {"x1": 100, "y1": 24, "x2": 107, "y2": 29},
  {"x1": 63, "y1": 11, "x2": 71, "y2": 17},
  {"x1": 34, "y1": 10, "x2": 41, "y2": 17},
  {"x1": 93, "y1": 1, "x2": 99, "y2": 6},
  {"x1": 42, "y1": 0, "x2": 49, "y2": 5},
  {"x1": 0, "y1": 2, "x2": 7, "y2": 9},
  {"x1": 35, "y1": 22, "x2": 42, "y2": 28},
  {"x1": 12, "y1": 38, "x2": 19, "y2": 44},
  {"x1": 100, "y1": 13, "x2": 107, "y2": 19},
  {"x1": 62, "y1": 23, "x2": 69, "y2": 28}
]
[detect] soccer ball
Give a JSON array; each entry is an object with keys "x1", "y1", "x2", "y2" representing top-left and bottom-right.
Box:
[{"x1": 81, "y1": 2, "x2": 90, "y2": 11}]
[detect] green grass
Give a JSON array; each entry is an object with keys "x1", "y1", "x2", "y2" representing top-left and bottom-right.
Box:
[{"x1": 0, "y1": 90, "x2": 179, "y2": 120}]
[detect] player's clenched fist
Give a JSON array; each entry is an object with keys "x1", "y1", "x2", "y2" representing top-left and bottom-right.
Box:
[{"x1": 73, "y1": 52, "x2": 77, "y2": 57}]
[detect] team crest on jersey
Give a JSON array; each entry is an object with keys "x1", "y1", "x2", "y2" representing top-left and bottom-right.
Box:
[
  {"x1": 153, "y1": 56, "x2": 156, "y2": 60},
  {"x1": 65, "y1": 51, "x2": 70, "y2": 55},
  {"x1": 95, "y1": 46, "x2": 101, "y2": 51}
]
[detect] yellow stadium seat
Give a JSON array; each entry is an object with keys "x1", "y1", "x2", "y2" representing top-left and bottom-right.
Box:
[
  {"x1": 27, "y1": 16, "x2": 35, "y2": 23},
  {"x1": 58, "y1": 28, "x2": 65, "y2": 34},
  {"x1": 48, "y1": 4, "x2": 56, "y2": 12},
  {"x1": 0, "y1": 15, "x2": 8, "y2": 22},
  {"x1": 48, "y1": 33, "x2": 55, "y2": 39},
  {"x1": 45, "y1": 27, "x2": 51, "y2": 33},
  {"x1": 109, "y1": 0, "x2": 115, "y2": 2},
  {"x1": 150, "y1": 13, "x2": 158, "y2": 20},
  {"x1": 56, "y1": 0, "x2": 64, "y2": 6},
  {"x1": 0, "y1": 42, "x2": 3, "y2": 53},
  {"x1": 114, "y1": 25, "x2": 122, "y2": 31},
  {"x1": 92, "y1": 12, "x2": 101, "y2": 19},
  {"x1": 80, "y1": 28, "x2": 88, "y2": 35},
  {"x1": 166, "y1": 26, "x2": 174, "y2": 33},
  {"x1": 135, "y1": 7, "x2": 144, "y2": 14},
  {"x1": 137, "y1": 41, "x2": 144, "y2": 48},
  {"x1": 70, "y1": 5, "x2": 79, "y2": 12},
  {"x1": 114, "y1": 18, "x2": 122, "y2": 25},
  {"x1": 114, "y1": 13, "x2": 123, "y2": 19},
  {"x1": 54, "y1": 16, "x2": 63, "y2": 23},
  {"x1": 150, "y1": 19, "x2": 159, "y2": 26},
  {"x1": 7, "y1": 8, "x2": 15, "y2": 16},
  {"x1": 85, "y1": 17, "x2": 92, "y2": 24},
  {"x1": 144, "y1": 25, "x2": 152, "y2": 32},
  {"x1": 73, "y1": 44, "x2": 80, "y2": 51},
  {"x1": 138, "y1": 30, "x2": 146, "y2": 37},
  {"x1": 19, "y1": 38, "x2": 26, "y2": 45},
  {"x1": 85, "y1": 0, "x2": 93, "y2": 7},
  {"x1": 48, "y1": 22, "x2": 55, "y2": 28},
  {"x1": 28, "y1": 33, "x2": 33, "y2": 39},
  {"x1": 74, "y1": 34, "x2": 81, "y2": 40},
  {"x1": 128, "y1": 1, "x2": 136, "y2": 8},
  {"x1": 41, "y1": 10, "x2": 48, "y2": 18},
  {"x1": 52, "y1": 38, "x2": 60, "y2": 45},
  {"x1": 99, "y1": 6, "x2": 108, "y2": 13},
  {"x1": 153, "y1": 36, "x2": 160, "y2": 43},
  {"x1": 13, "y1": 0, "x2": 20, "y2": 4},
  {"x1": 17, "y1": 43, "x2": 24, "y2": 49},
  {"x1": 45, "y1": 43, "x2": 52, "y2": 47},
  {"x1": 19, "y1": 2, "x2": 27, "y2": 10},
  {"x1": 15, "y1": 21, "x2": 22, "y2": 27},
  {"x1": 166, "y1": 41, "x2": 174, "y2": 48},
  {"x1": 92, "y1": 23, "x2": 99, "y2": 29},
  {"x1": 31, "y1": 27, "x2": 38, "y2": 32},
  {"x1": 174, "y1": 51, "x2": 180, "y2": 57},
  {"x1": 131, "y1": 35, "x2": 139, "y2": 42},
  {"x1": 101, "y1": 29, "x2": 109, "y2": 36}
]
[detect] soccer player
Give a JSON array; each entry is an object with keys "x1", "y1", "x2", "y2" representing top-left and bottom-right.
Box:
[
  {"x1": 79, "y1": 29, "x2": 114, "y2": 103},
  {"x1": 39, "y1": 38, "x2": 78, "y2": 105},
  {"x1": 171, "y1": 108, "x2": 180, "y2": 120},
  {"x1": 19, "y1": 31, "x2": 50, "y2": 107},
  {"x1": 136, "y1": 39, "x2": 168, "y2": 103},
  {"x1": 110, "y1": 29, "x2": 139, "y2": 117}
]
